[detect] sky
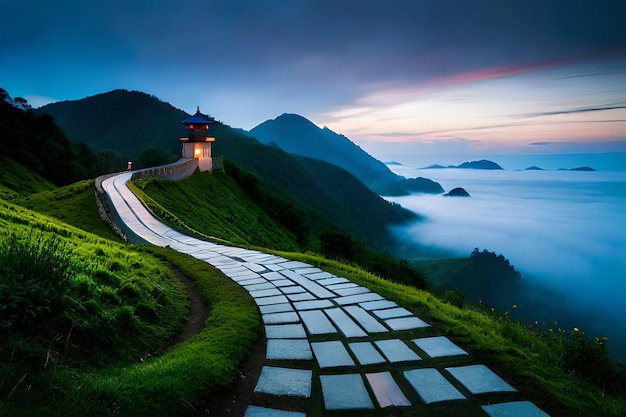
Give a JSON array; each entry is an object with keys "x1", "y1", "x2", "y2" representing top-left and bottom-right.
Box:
[{"x1": 1, "y1": 0, "x2": 626, "y2": 169}]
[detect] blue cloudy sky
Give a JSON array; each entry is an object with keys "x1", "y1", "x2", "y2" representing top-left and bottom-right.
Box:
[{"x1": 2, "y1": 0, "x2": 625, "y2": 169}]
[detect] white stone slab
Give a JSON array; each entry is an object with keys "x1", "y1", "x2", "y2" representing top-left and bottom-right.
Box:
[
  {"x1": 243, "y1": 262, "x2": 268, "y2": 272},
  {"x1": 298, "y1": 267, "x2": 324, "y2": 275},
  {"x1": 280, "y1": 270, "x2": 335, "y2": 298},
  {"x1": 277, "y1": 261, "x2": 311, "y2": 269},
  {"x1": 265, "y1": 324, "x2": 307, "y2": 339},
  {"x1": 375, "y1": 339, "x2": 421, "y2": 363},
  {"x1": 311, "y1": 341, "x2": 355, "y2": 368},
  {"x1": 333, "y1": 286, "x2": 371, "y2": 296},
  {"x1": 305, "y1": 271, "x2": 334, "y2": 280},
  {"x1": 482, "y1": 401, "x2": 550, "y2": 417},
  {"x1": 254, "y1": 366, "x2": 312, "y2": 398},
  {"x1": 261, "y1": 271, "x2": 285, "y2": 281},
  {"x1": 343, "y1": 305, "x2": 388, "y2": 333},
  {"x1": 249, "y1": 288, "x2": 282, "y2": 298},
  {"x1": 413, "y1": 336, "x2": 468, "y2": 358},
  {"x1": 404, "y1": 368, "x2": 465, "y2": 403},
  {"x1": 243, "y1": 405, "x2": 306, "y2": 417},
  {"x1": 266, "y1": 339, "x2": 312, "y2": 360},
  {"x1": 385, "y1": 316, "x2": 430, "y2": 331},
  {"x1": 325, "y1": 283, "x2": 358, "y2": 291},
  {"x1": 365, "y1": 371, "x2": 411, "y2": 407},
  {"x1": 255, "y1": 295, "x2": 289, "y2": 306},
  {"x1": 320, "y1": 374, "x2": 374, "y2": 410},
  {"x1": 272, "y1": 279, "x2": 295, "y2": 287},
  {"x1": 279, "y1": 286, "x2": 306, "y2": 294},
  {"x1": 446, "y1": 365, "x2": 516, "y2": 394},
  {"x1": 348, "y1": 342, "x2": 386, "y2": 365},
  {"x1": 238, "y1": 278, "x2": 268, "y2": 286},
  {"x1": 324, "y1": 308, "x2": 367, "y2": 338},
  {"x1": 293, "y1": 299, "x2": 334, "y2": 311},
  {"x1": 315, "y1": 277, "x2": 350, "y2": 286},
  {"x1": 373, "y1": 307, "x2": 413, "y2": 319},
  {"x1": 334, "y1": 292, "x2": 384, "y2": 305},
  {"x1": 299, "y1": 310, "x2": 337, "y2": 334},
  {"x1": 360, "y1": 300, "x2": 398, "y2": 310},
  {"x1": 262, "y1": 312, "x2": 300, "y2": 324},
  {"x1": 287, "y1": 292, "x2": 316, "y2": 302},
  {"x1": 244, "y1": 282, "x2": 276, "y2": 292},
  {"x1": 259, "y1": 303, "x2": 294, "y2": 314}
]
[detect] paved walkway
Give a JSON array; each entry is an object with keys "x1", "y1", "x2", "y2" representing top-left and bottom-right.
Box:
[{"x1": 102, "y1": 172, "x2": 551, "y2": 417}]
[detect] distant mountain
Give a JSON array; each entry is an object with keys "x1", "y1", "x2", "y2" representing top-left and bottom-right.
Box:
[
  {"x1": 250, "y1": 114, "x2": 397, "y2": 189},
  {"x1": 423, "y1": 160, "x2": 503, "y2": 170},
  {"x1": 524, "y1": 166, "x2": 544, "y2": 171},
  {"x1": 457, "y1": 159, "x2": 503, "y2": 170},
  {"x1": 249, "y1": 113, "x2": 442, "y2": 195},
  {"x1": 444, "y1": 187, "x2": 471, "y2": 197},
  {"x1": 570, "y1": 166, "x2": 596, "y2": 171}
]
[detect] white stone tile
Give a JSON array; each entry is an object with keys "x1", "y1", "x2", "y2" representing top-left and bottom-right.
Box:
[
  {"x1": 385, "y1": 316, "x2": 430, "y2": 331},
  {"x1": 324, "y1": 308, "x2": 367, "y2": 338},
  {"x1": 349, "y1": 342, "x2": 386, "y2": 365},
  {"x1": 259, "y1": 303, "x2": 294, "y2": 314},
  {"x1": 266, "y1": 339, "x2": 312, "y2": 360},
  {"x1": 299, "y1": 310, "x2": 337, "y2": 334},
  {"x1": 375, "y1": 339, "x2": 421, "y2": 363},
  {"x1": 446, "y1": 364, "x2": 516, "y2": 394},
  {"x1": 262, "y1": 312, "x2": 300, "y2": 324},
  {"x1": 482, "y1": 401, "x2": 550, "y2": 417},
  {"x1": 244, "y1": 406, "x2": 305, "y2": 417},
  {"x1": 254, "y1": 366, "x2": 312, "y2": 398},
  {"x1": 373, "y1": 307, "x2": 413, "y2": 319},
  {"x1": 413, "y1": 336, "x2": 468, "y2": 358},
  {"x1": 311, "y1": 341, "x2": 355, "y2": 368},
  {"x1": 343, "y1": 306, "x2": 388, "y2": 333},
  {"x1": 265, "y1": 324, "x2": 307, "y2": 339},
  {"x1": 320, "y1": 374, "x2": 374, "y2": 410},
  {"x1": 366, "y1": 371, "x2": 411, "y2": 407},
  {"x1": 404, "y1": 368, "x2": 465, "y2": 404}
]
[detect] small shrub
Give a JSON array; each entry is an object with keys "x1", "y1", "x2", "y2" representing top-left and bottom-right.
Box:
[
  {"x1": 442, "y1": 289, "x2": 466, "y2": 308},
  {"x1": 0, "y1": 231, "x2": 74, "y2": 331}
]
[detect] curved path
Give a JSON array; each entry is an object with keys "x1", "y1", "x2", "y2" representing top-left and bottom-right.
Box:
[{"x1": 102, "y1": 172, "x2": 550, "y2": 417}]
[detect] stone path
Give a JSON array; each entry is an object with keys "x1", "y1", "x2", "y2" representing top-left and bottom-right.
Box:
[{"x1": 102, "y1": 172, "x2": 551, "y2": 416}]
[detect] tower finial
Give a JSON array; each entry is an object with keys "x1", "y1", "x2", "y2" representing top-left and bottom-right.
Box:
[{"x1": 196, "y1": 106, "x2": 200, "y2": 114}]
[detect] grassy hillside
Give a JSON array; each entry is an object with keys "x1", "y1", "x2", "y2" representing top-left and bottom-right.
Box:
[
  {"x1": 0, "y1": 188, "x2": 261, "y2": 416},
  {"x1": 131, "y1": 168, "x2": 302, "y2": 251},
  {"x1": 0, "y1": 157, "x2": 56, "y2": 200}
]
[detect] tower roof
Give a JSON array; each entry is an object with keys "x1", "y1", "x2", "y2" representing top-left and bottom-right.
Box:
[{"x1": 182, "y1": 106, "x2": 215, "y2": 124}]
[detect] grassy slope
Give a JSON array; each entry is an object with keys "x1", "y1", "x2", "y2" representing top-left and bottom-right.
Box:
[
  {"x1": 16, "y1": 179, "x2": 122, "y2": 242},
  {"x1": 130, "y1": 170, "x2": 300, "y2": 250},
  {"x1": 1, "y1": 179, "x2": 261, "y2": 416},
  {"x1": 0, "y1": 157, "x2": 56, "y2": 200}
]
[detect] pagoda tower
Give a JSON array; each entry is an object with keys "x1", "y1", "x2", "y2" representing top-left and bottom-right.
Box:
[{"x1": 180, "y1": 107, "x2": 216, "y2": 172}]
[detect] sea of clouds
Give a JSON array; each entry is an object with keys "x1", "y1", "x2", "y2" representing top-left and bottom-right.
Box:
[{"x1": 388, "y1": 167, "x2": 626, "y2": 359}]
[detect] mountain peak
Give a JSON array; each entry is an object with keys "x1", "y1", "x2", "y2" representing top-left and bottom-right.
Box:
[{"x1": 250, "y1": 113, "x2": 400, "y2": 190}]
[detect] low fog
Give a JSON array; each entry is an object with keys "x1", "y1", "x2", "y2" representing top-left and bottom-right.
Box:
[{"x1": 389, "y1": 168, "x2": 626, "y2": 359}]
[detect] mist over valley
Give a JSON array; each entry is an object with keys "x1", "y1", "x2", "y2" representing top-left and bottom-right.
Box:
[{"x1": 388, "y1": 166, "x2": 626, "y2": 360}]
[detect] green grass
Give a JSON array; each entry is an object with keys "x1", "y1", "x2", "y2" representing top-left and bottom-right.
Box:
[
  {"x1": 0, "y1": 197, "x2": 261, "y2": 416},
  {"x1": 0, "y1": 157, "x2": 56, "y2": 200},
  {"x1": 16, "y1": 179, "x2": 123, "y2": 242},
  {"x1": 131, "y1": 170, "x2": 300, "y2": 250}
]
